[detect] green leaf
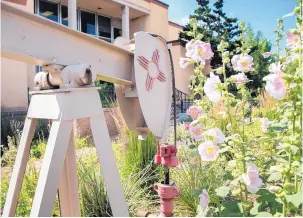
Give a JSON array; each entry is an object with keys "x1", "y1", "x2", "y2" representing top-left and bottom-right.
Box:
[
  {"x1": 221, "y1": 200, "x2": 242, "y2": 217},
  {"x1": 267, "y1": 172, "x2": 282, "y2": 182},
  {"x1": 256, "y1": 212, "x2": 273, "y2": 217},
  {"x1": 187, "y1": 31, "x2": 194, "y2": 36},
  {"x1": 196, "y1": 33, "x2": 204, "y2": 40},
  {"x1": 250, "y1": 201, "x2": 262, "y2": 215},
  {"x1": 285, "y1": 192, "x2": 303, "y2": 208},
  {"x1": 215, "y1": 186, "x2": 230, "y2": 197},
  {"x1": 289, "y1": 145, "x2": 299, "y2": 155},
  {"x1": 189, "y1": 144, "x2": 196, "y2": 149}
]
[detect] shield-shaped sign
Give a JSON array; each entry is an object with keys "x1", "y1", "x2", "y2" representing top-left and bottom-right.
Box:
[{"x1": 134, "y1": 32, "x2": 172, "y2": 139}]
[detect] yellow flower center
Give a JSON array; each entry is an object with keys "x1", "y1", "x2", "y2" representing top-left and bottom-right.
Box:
[
  {"x1": 194, "y1": 129, "x2": 202, "y2": 135},
  {"x1": 241, "y1": 61, "x2": 248, "y2": 67},
  {"x1": 205, "y1": 147, "x2": 216, "y2": 156},
  {"x1": 198, "y1": 48, "x2": 204, "y2": 57}
]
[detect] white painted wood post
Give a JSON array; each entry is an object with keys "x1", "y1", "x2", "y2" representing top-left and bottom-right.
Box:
[
  {"x1": 68, "y1": 0, "x2": 77, "y2": 30},
  {"x1": 90, "y1": 115, "x2": 129, "y2": 217},
  {"x1": 30, "y1": 119, "x2": 73, "y2": 217},
  {"x1": 58, "y1": 130, "x2": 81, "y2": 217},
  {"x1": 121, "y1": 5, "x2": 130, "y2": 39},
  {"x1": 3, "y1": 118, "x2": 38, "y2": 217}
]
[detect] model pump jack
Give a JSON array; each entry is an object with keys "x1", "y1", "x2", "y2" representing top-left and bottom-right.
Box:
[{"x1": 1, "y1": 1, "x2": 179, "y2": 217}]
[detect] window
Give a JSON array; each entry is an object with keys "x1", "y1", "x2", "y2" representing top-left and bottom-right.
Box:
[
  {"x1": 98, "y1": 15, "x2": 111, "y2": 40},
  {"x1": 61, "y1": 5, "x2": 68, "y2": 26},
  {"x1": 39, "y1": 0, "x2": 58, "y2": 22},
  {"x1": 114, "y1": 28, "x2": 122, "y2": 39},
  {"x1": 80, "y1": 11, "x2": 96, "y2": 36}
]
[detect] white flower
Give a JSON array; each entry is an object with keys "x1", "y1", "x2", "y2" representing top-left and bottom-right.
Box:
[
  {"x1": 199, "y1": 189, "x2": 209, "y2": 210},
  {"x1": 263, "y1": 72, "x2": 286, "y2": 100},
  {"x1": 206, "y1": 128, "x2": 225, "y2": 144},
  {"x1": 185, "y1": 39, "x2": 196, "y2": 58},
  {"x1": 268, "y1": 63, "x2": 282, "y2": 74},
  {"x1": 260, "y1": 118, "x2": 269, "y2": 133},
  {"x1": 241, "y1": 163, "x2": 263, "y2": 193},
  {"x1": 204, "y1": 72, "x2": 222, "y2": 103},
  {"x1": 231, "y1": 54, "x2": 254, "y2": 72}
]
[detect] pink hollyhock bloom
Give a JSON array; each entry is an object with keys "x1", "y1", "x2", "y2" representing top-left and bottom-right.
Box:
[
  {"x1": 263, "y1": 52, "x2": 271, "y2": 58},
  {"x1": 231, "y1": 73, "x2": 248, "y2": 84},
  {"x1": 199, "y1": 189, "x2": 209, "y2": 210},
  {"x1": 263, "y1": 71, "x2": 286, "y2": 100},
  {"x1": 206, "y1": 128, "x2": 225, "y2": 144},
  {"x1": 185, "y1": 39, "x2": 196, "y2": 58},
  {"x1": 204, "y1": 72, "x2": 222, "y2": 103},
  {"x1": 184, "y1": 122, "x2": 190, "y2": 131},
  {"x1": 241, "y1": 163, "x2": 263, "y2": 193},
  {"x1": 190, "y1": 124, "x2": 203, "y2": 141},
  {"x1": 179, "y1": 57, "x2": 191, "y2": 69},
  {"x1": 191, "y1": 41, "x2": 214, "y2": 64},
  {"x1": 286, "y1": 32, "x2": 300, "y2": 48},
  {"x1": 260, "y1": 118, "x2": 269, "y2": 132},
  {"x1": 268, "y1": 63, "x2": 283, "y2": 74},
  {"x1": 231, "y1": 54, "x2": 254, "y2": 72},
  {"x1": 198, "y1": 141, "x2": 220, "y2": 161},
  {"x1": 186, "y1": 106, "x2": 203, "y2": 120}
]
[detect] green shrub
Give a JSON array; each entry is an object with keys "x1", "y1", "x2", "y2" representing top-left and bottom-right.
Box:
[
  {"x1": 1, "y1": 136, "x2": 18, "y2": 167},
  {"x1": 75, "y1": 136, "x2": 92, "y2": 149},
  {"x1": 1, "y1": 162, "x2": 60, "y2": 217},
  {"x1": 77, "y1": 151, "x2": 158, "y2": 217},
  {"x1": 29, "y1": 139, "x2": 47, "y2": 159}
]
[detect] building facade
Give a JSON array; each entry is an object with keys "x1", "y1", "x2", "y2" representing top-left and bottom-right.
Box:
[{"x1": 1, "y1": 0, "x2": 193, "y2": 113}]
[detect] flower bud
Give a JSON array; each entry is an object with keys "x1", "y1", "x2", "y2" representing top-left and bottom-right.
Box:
[{"x1": 269, "y1": 186, "x2": 282, "y2": 193}]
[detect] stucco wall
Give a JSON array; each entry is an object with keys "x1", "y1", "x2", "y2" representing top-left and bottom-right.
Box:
[
  {"x1": 130, "y1": 1, "x2": 169, "y2": 40},
  {"x1": 168, "y1": 22, "x2": 182, "y2": 41},
  {"x1": 1, "y1": 0, "x2": 35, "y2": 111},
  {"x1": 1, "y1": 58, "x2": 29, "y2": 110},
  {"x1": 171, "y1": 43, "x2": 193, "y2": 95}
]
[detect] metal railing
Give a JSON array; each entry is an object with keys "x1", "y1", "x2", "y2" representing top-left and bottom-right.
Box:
[{"x1": 174, "y1": 89, "x2": 193, "y2": 113}]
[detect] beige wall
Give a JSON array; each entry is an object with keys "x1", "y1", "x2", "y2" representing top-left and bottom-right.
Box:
[
  {"x1": 130, "y1": 1, "x2": 169, "y2": 40},
  {"x1": 1, "y1": 58, "x2": 29, "y2": 110},
  {"x1": 171, "y1": 43, "x2": 193, "y2": 95},
  {"x1": 168, "y1": 22, "x2": 182, "y2": 41},
  {"x1": 1, "y1": 0, "x2": 35, "y2": 111}
]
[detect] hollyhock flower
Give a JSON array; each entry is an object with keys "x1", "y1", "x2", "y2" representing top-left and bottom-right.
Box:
[
  {"x1": 204, "y1": 72, "x2": 222, "y2": 103},
  {"x1": 184, "y1": 122, "x2": 190, "y2": 131},
  {"x1": 199, "y1": 189, "x2": 209, "y2": 210},
  {"x1": 241, "y1": 163, "x2": 263, "y2": 193},
  {"x1": 198, "y1": 141, "x2": 220, "y2": 161},
  {"x1": 191, "y1": 41, "x2": 214, "y2": 64},
  {"x1": 260, "y1": 117, "x2": 269, "y2": 133},
  {"x1": 263, "y1": 72, "x2": 286, "y2": 100},
  {"x1": 263, "y1": 52, "x2": 271, "y2": 58},
  {"x1": 286, "y1": 32, "x2": 300, "y2": 48},
  {"x1": 231, "y1": 73, "x2": 248, "y2": 84},
  {"x1": 190, "y1": 124, "x2": 203, "y2": 141},
  {"x1": 185, "y1": 39, "x2": 196, "y2": 58},
  {"x1": 186, "y1": 106, "x2": 203, "y2": 120},
  {"x1": 231, "y1": 54, "x2": 254, "y2": 72},
  {"x1": 179, "y1": 57, "x2": 191, "y2": 69},
  {"x1": 206, "y1": 128, "x2": 225, "y2": 144},
  {"x1": 268, "y1": 63, "x2": 282, "y2": 74}
]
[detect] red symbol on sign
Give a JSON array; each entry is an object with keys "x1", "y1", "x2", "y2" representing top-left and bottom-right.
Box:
[{"x1": 137, "y1": 49, "x2": 166, "y2": 91}]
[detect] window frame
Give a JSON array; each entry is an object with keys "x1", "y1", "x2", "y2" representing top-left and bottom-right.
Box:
[{"x1": 34, "y1": 0, "x2": 123, "y2": 43}]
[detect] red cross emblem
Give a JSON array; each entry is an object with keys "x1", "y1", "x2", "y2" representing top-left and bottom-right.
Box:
[{"x1": 137, "y1": 49, "x2": 166, "y2": 91}]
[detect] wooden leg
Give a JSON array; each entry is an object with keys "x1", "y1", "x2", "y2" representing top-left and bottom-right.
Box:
[
  {"x1": 58, "y1": 130, "x2": 81, "y2": 217},
  {"x1": 30, "y1": 119, "x2": 73, "y2": 217},
  {"x1": 3, "y1": 118, "x2": 38, "y2": 217},
  {"x1": 90, "y1": 115, "x2": 129, "y2": 217}
]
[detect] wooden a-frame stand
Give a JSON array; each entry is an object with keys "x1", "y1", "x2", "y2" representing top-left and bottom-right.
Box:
[{"x1": 3, "y1": 87, "x2": 129, "y2": 217}]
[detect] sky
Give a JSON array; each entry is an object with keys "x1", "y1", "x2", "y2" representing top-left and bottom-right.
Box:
[{"x1": 162, "y1": 0, "x2": 297, "y2": 52}]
